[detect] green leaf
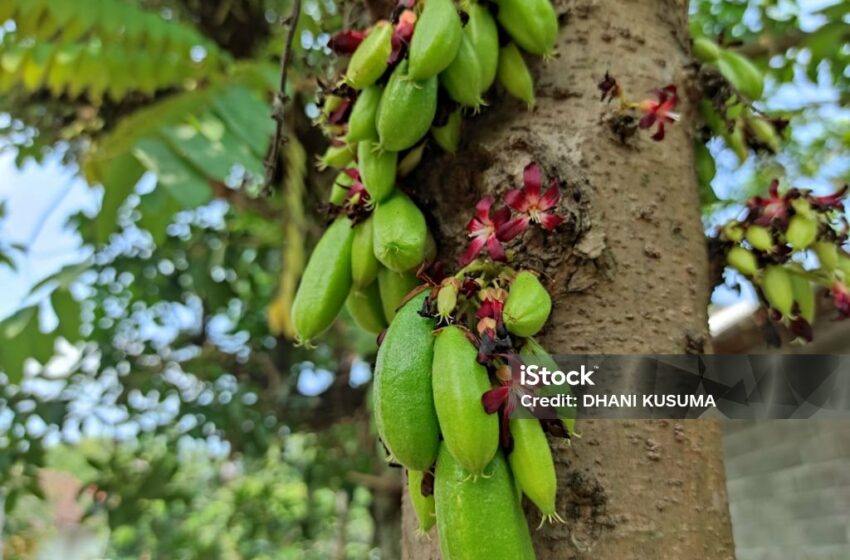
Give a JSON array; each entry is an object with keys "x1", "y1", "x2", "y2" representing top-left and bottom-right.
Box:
[
  {"x1": 210, "y1": 85, "x2": 274, "y2": 158},
  {"x1": 30, "y1": 260, "x2": 90, "y2": 293},
  {"x1": 51, "y1": 288, "x2": 81, "y2": 342},
  {"x1": 91, "y1": 153, "x2": 145, "y2": 244},
  {"x1": 133, "y1": 138, "x2": 212, "y2": 208}
]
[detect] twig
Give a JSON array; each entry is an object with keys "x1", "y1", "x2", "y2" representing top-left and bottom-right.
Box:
[{"x1": 263, "y1": 0, "x2": 303, "y2": 195}]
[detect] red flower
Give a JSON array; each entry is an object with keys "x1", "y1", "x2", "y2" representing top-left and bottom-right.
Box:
[
  {"x1": 341, "y1": 168, "x2": 371, "y2": 209},
  {"x1": 832, "y1": 281, "x2": 850, "y2": 320},
  {"x1": 504, "y1": 162, "x2": 565, "y2": 231},
  {"x1": 810, "y1": 184, "x2": 848, "y2": 212},
  {"x1": 389, "y1": 10, "x2": 416, "y2": 64},
  {"x1": 482, "y1": 358, "x2": 539, "y2": 449},
  {"x1": 460, "y1": 197, "x2": 525, "y2": 265},
  {"x1": 747, "y1": 179, "x2": 792, "y2": 227},
  {"x1": 597, "y1": 72, "x2": 621, "y2": 103},
  {"x1": 330, "y1": 30, "x2": 366, "y2": 56},
  {"x1": 637, "y1": 85, "x2": 680, "y2": 141}
]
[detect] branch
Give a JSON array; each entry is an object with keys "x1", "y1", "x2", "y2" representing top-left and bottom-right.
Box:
[{"x1": 263, "y1": 0, "x2": 302, "y2": 194}]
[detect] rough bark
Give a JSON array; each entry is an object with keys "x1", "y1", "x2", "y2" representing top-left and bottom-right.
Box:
[{"x1": 401, "y1": 0, "x2": 735, "y2": 558}]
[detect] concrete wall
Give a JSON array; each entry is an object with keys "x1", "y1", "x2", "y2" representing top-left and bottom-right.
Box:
[{"x1": 723, "y1": 421, "x2": 850, "y2": 560}]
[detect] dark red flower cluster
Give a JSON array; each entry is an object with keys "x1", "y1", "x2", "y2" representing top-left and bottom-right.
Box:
[
  {"x1": 597, "y1": 73, "x2": 680, "y2": 142},
  {"x1": 461, "y1": 162, "x2": 565, "y2": 265}
]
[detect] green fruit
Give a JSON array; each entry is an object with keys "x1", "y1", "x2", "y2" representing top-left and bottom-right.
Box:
[
  {"x1": 785, "y1": 214, "x2": 818, "y2": 251},
  {"x1": 374, "y1": 292, "x2": 439, "y2": 470},
  {"x1": 466, "y1": 3, "x2": 500, "y2": 91},
  {"x1": 329, "y1": 170, "x2": 354, "y2": 206},
  {"x1": 503, "y1": 271, "x2": 552, "y2": 337},
  {"x1": 726, "y1": 119, "x2": 748, "y2": 163},
  {"x1": 398, "y1": 142, "x2": 427, "y2": 178},
  {"x1": 346, "y1": 21, "x2": 393, "y2": 89},
  {"x1": 408, "y1": 469, "x2": 436, "y2": 534},
  {"x1": 495, "y1": 0, "x2": 558, "y2": 57},
  {"x1": 373, "y1": 191, "x2": 428, "y2": 272},
  {"x1": 346, "y1": 283, "x2": 388, "y2": 334},
  {"x1": 376, "y1": 60, "x2": 439, "y2": 152},
  {"x1": 318, "y1": 143, "x2": 355, "y2": 171},
  {"x1": 434, "y1": 446, "x2": 535, "y2": 560},
  {"x1": 432, "y1": 326, "x2": 499, "y2": 475},
  {"x1": 692, "y1": 37, "x2": 720, "y2": 62},
  {"x1": 789, "y1": 273, "x2": 815, "y2": 324},
  {"x1": 746, "y1": 225, "x2": 774, "y2": 252},
  {"x1": 838, "y1": 254, "x2": 850, "y2": 282},
  {"x1": 377, "y1": 267, "x2": 420, "y2": 322},
  {"x1": 440, "y1": 32, "x2": 484, "y2": 109},
  {"x1": 717, "y1": 49, "x2": 764, "y2": 100},
  {"x1": 408, "y1": 0, "x2": 463, "y2": 80},
  {"x1": 522, "y1": 338, "x2": 575, "y2": 435},
  {"x1": 694, "y1": 141, "x2": 716, "y2": 191},
  {"x1": 747, "y1": 113, "x2": 781, "y2": 152},
  {"x1": 291, "y1": 218, "x2": 354, "y2": 343},
  {"x1": 358, "y1": 141, "x2": 397, "y2": 202},
  {"x1": 814, "y1": 241, "x2": 839, "y2": 271},
  {"x1": 351, "y1": 216, "x2": 380, "y2": 288},
  {"x1": 431, "y1": 109, "x2": 462, "y2": 153},
  {"x1": 498, "y1": 43, "x2": 535, "y2": 108},
  {"x1": 347, "y1": 85, "x2": 382, "y2": 143},
  {"x1": 727, "y1": 246, "x2": 758, "y2": 277},
  {"x1": 762, "y1": 265, "x2": 793, "y2": 316},
  {"x1": 508, "y1": 418, "x2": 558, "y2": 519}
]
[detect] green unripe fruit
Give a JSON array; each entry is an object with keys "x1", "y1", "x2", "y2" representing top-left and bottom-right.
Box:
[
  {"x1": 786, "y1": 214, "x2": 818, "y2": 251},
  {"x1": 694, "y1": 141, "x2": 716, "y2": 196},
  {"x1": 498, "y1": 43, "x2": 536, "y2": 108},
  {"x1": 436, "y1": 281, "x2": 459, "y2": 319},
  {"x1": 329, "y1": 171, "x2": 353, "y2": 206},
  {"x1": 432, "y1": 326, "x2": 499, "y2": 475},
  {"x1": 789, "y1": 274, "x2": 815, "y2": 324},
  {"x1": 747, "y1": 114, "x2": 781, "y2": 152},
  {"x1": 291, "y1": 218, "x2": 354, "y2": 343},
  {"x1": 746, "y1": 225, "x2": 774, "y2": 252},
  {"x1": 465, "y1": 3, "x2": 499, "y2": 91},
  {"x1": 723, "y1": 221, "x2": 745, "y2": 243},
  {"x1": 508, "y1": 418, "x2": 558, "y2": 519},
  {"x1": 434, "y1": 446, "x2": 535, "y2": 560},
  {"x1": 718, "y1": 49, "x2": 764, "y2": 100},
  {"x1": 346, "y1": 21, "x2": 393, "y2": 90},
  {"x1": 762, "y1": 265, "x2": 793, "y2": 316},
  {"x1": 408, "y1": 0, "x2": 463, "y2": 80},
  {"x1": 376, "y1": 60, "x2": 439, "y2": 152},
  {"x1": 346, "y1": 85, "x2": 382, "y2": 143},
  {"x1": 495, "y1": 0, "x2": 558, "y2": 57},
  {"x1": 440, "y1": 32, "x2": 484, "y2": 109},
  {"x1": 318, "y1": 143, "x2": 355, "y2": 171},
  {"x1": 408, "y1": 470, "x2": 436, "y2": 535},
  {"x1": 431, "y1": 109, "x2": 462, "y2": 153},
  {"x1": 838, "y1": 254, "x2": 850, "y2": 282},
  {"x1": 692, "y1": 37, "x2": 721, "y2": 62},
  {"x1": 726, "y1": 119, "x2": 748, "y2": 163},
  {"x1": 373, "y1": 191, "x2": 428, "y2": 272},
  {"x1": 503, "y1": 271, "x2": 552, "y2": 337},
  {"x1": 814, "y1": 241, "x2": 839, "y2": 271},
  {"x1": 351, "y1": 216, "x2": 380, "y2": 288},
  {"x1": 373, "y1": 292, "x2": 440, "y2": 470},
  {"x1": 346, "y1": 283, "x2": 387, "y2": 334},
  {"x1": 522, "y1": 338, "x2": 575, "y2": 435},
  {"x1": 727, "y1": 246, "x2": 758, "y2": 277},
  {"x1": 377, "y1": 267, "x2": 420, "y2": 322},
  {"x1": 358, "y1": 141, "x2": 397, "y2": 202}
]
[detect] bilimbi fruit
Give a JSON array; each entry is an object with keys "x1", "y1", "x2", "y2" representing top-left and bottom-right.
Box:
[
  {"x1": 465, "y1": 3, "x2": 500, "y2": 91},
  {"x1": 789, "y1": 274, "x2": 815, "y2": 324},
  {"x1": 717, "y1": 49, "x2": 764, "y2": 100},
  {"x1": 377, "y1": 267, "x2": 419, "y2": 322},
  {"x1": 346, "y1": 21, "x2": 393, "y2": 89},
  {"x1": 431, "y1": 109, "x2": 462, "y2": 153},
  {"x1": 498, "y1": 43, "x2": 536, "y2": 108},
  {"x1": 318, "y1": 143, "x2": 355, "y2": 171},
  {"x1": 440, "y1": 32, "x2": 484, "y2": 109},
  {"x1": 785, "y1": 214, "x2": 818, "y2": 250},
  {"x1": 408, "y1": 0, "x2": 463, "y2": 80},
  {"x1": 291, "y1": 217, "x2": 354, "y2": 343},
  {"x1": 358, "y1": 141, "x2": 397, "y2": 202},
  {"x1": 373, "y1": 191, "x2": 428, "y2": 272},
  {"x1": 376, "y1": 60, "x2": 439, "y2": 152},
  {"x1": 329, "y1": 170, "x2": 354, "y2": 206},
  {"x1": 346, "y1": 85, "x2": 382, "y2": 143},
  {"x1": 373, "y1": 292, "x2": 440, "y2": 470},
  {"x1": 508, "y1": 418, "x2": 559, "y2": 523},
  {"x1": 814, "y1": 241, "x2": 839, "y2": 271},
  {"x1": 746, "y1": 225, "x2": 774, "y2": 252},
  {"x1": 503, "y1": 271, "x2": 552, "y2": 337},
  {"x1": 346, "y1": 283, "x2": 387, "y2": 334},
  {"x1": 351, "y1": 216, "x2": 380, "y2": 288},
  {"x1": 762, "y1": 265, "x2": 793, "y2": 316},
  {"x1": 495, "y1": 0, "x2": 559, "y2": 57},
  {"x1": 408, "y1": 469, "x2": 436, "y2": 534},
  {"x1": 432, "y1": 326, "x2": 499, "y2": 475},
  {"x1": 727, "y1": 246, "x2": 758, "y2": 277},
  {"x1": 692, "y1": 36, "x2": 721, "y2": 62}
]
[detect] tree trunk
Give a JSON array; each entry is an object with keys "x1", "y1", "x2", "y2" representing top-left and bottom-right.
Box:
[{"x1": 401, "y1": 0, "x2": 735, "y2": 558}]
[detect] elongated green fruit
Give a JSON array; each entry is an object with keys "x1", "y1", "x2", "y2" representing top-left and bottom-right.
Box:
[
  {"x1": 814, "y1": 241, "x2": 839, "y2": 271},
  {"x1": 329, "y1": 170, "x2": 354, "y2": 205},
  {"x1": 693, "y1": 37, "x2": 721, "y2": 62},
  {"x1": 522, "y1": 337, "x2": 575, "y2": 435},
  {"x1": 466, "y1": 3, "x2": 499, "y2": 91},
  {"x1": 747, "y1": 114, "x2": 781, "y2": 152},
  {"x1": 346, "y1": 283, "x2": 387, "y2": 334},
  {"x1": 717, "y1": 49, "x2": 764, "y2": 100},
  {"x1": 503, "y1": 271, "x2": 552, "y2": 337},
  {"x1": 358, "y1": 141, "x2": 397, "y2": 202},
  {"x1": 762, "y1": 265, "x2": 793, "y2": 316},
  {"x1": 347, "y1": 85, "x2": 382, "y2": 143},
  {"x1": 746, "y1": 225, "x2": 774, "y2": 252},
  {"x1": 318, "y1": 143, "x2": 355, "y2": 171},
  {"x1": 432, "y1": 109, "x2": 462, "y2": 153},
  {"x1": 785, "y1": 214, "x2": 818, "y2": 250},
  {"x1": 838, "y1": 254, "x2": 850, "y2": 281},
  {"x1": 373, "y1": 191, "x2": 428, "y2": 272},
  {"x1": 440, "y1": 32, "x2": 484, "y2": 108},
  {"x1": 727, "y1": 246, "x2": 758, "y2": 276},
  {"x1": 508, "y1": 418, "x2": 558, "y2": 519},
  {"x1": 377, "y1": 267, "x2": 420, "y2": 322},
  {"x1": 408, "y1": 0, "x2": 463, "y2": 80},
  {"x1": 432, "y1": 326, "x2": 499, "y2": 475},
  {"x1": 376, "y1": 60, "x2": 439, "y2": 152},
  {"x1": 291, "y1": 218, "x2": 354, "y2": 343},
  {"x1": 408, "y1": 470, "x2": 436, "y2": 534},
  {"x1": 498, "y1": 43, "x2": 535, "y2": 108},
  {"x1": 346, "y1": 21, "x2": 393, "y2": 89},
  {"x1": 374, "y1": 292, "x2": 439, "y2": 470},
  {"x1": 435, "y1": 446, "x2": 535, "y2": 560},
  {"x1": 495, "y1": 0, "x2": 558, "y2": 57},
  {"x1": 352, "y1": 216, "x2": 380, "y2": 288},
  {"x1": 789, "y1": 273, "x2": 815, "y2": 324},
  {"x1": 726, "y1": 119, "x2": 749, "y2": 163}
]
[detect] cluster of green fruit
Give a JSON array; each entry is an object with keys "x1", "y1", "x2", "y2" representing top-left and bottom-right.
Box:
[
  {"x1": 375, "y1": 264, "x2": 567, "y2": 559},
  {"x1": 721, "y1": 180, "x2": 850, "y2": 339},
  {"x1": 693, "y1": 36, "x2": 786, "y2": 164}
]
